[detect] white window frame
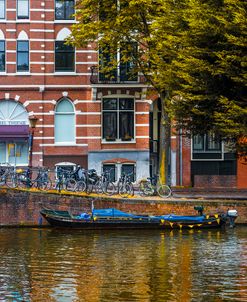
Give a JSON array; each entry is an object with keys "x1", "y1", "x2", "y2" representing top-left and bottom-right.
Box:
[
  {"x1": 101, "y1": 95, "x2": 136, "y2": 143},
  {"x1": 54, "y1": 98, "x2": 76, "y2": 145}
]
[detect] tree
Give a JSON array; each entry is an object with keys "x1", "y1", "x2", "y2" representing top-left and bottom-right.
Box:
[
  {"x1": 69, "y1": 0, "x2": 247, "y2": 184},
  {"x1": 169, "y1": 0, "x2": 247, "y2": 157}
]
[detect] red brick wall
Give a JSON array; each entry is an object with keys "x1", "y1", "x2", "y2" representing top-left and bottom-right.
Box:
[
  {"x1": 0, "y1": 189, "x2": 246, "y2": 226},
  {"x1": 194, "y1": 175, "x2": 237, "y2": 188}
]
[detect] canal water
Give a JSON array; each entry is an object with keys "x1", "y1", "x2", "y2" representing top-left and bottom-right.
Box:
[{"x1": 0, "y1": 227, "x2": 246, "y2": 302}]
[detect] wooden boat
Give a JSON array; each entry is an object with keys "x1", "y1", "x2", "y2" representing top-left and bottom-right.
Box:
[{"x1": 40, "y1": 207, "x2": 237, "y2": 230}]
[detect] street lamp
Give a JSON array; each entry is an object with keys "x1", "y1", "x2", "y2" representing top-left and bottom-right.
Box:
[{"x1": 28, "y1": 115, "x2": 38, "y2": 167}]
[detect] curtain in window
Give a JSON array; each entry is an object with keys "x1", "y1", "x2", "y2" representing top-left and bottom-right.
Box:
[
  {"x1": 119, "y1": 112, "x2": 134, "y2": 140},
  {"x1": 103, "y1": 112, "x2": 117, "y2": 140},
  {"x1": 55, "y1": 98, "x2": 75, "y2": 143}
]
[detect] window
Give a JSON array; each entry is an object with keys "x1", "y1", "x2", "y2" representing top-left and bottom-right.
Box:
[
  {"x1": 103, "y1": 164, "x2": 116, "y2": 182},
  {"x1": 0, "y1": 41, "x2": 5, "y2": 71},
  {"x1": 193, "y1": 133, "x2": 221, "y2": 152},
  {"x1": 0, "y1": 0, "x2": 5, "y2": 19},
  {"x1": 55, "y1": 98, "x2": 75, "y2": 143},
  {"x1": 55, "y1": 0, "x2": 75, "y2": 20},
  {"x1": 55, "y1": 41, "x2": 75, "y2": 72},
  {"x1": 17, "y1": 0, "x2": 29, "y2": 19},
  {"x1": 99, "y1": 42, "x2": 138, "y2": 82},
  {"x1": 102, "y1": 98, "x2": 134, "y2": 141},
  {"x1": 0, "y1": 142, "x2": 29, "y2": 165},
  {"x1": 17, "y1": 41, "x2": 29, "y2": 72},
  {"x1": 121, "y1": 164, "x2": 135, "y2": 182}
]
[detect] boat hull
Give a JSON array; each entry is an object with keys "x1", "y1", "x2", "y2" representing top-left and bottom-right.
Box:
[{"x1": 40, "y1": 210, "x2": 226, "y2": 230}]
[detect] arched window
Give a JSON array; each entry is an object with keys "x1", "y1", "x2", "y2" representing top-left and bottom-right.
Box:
[
  {"x1": 55, "y1": 98, "x2": 75, "y2": 143},
  {"x1": 55, "y1": 28, "x2": 74, "y2": 72},
  {"x1": 17, "y1": 31, "x2": 29, "y2": 72}
]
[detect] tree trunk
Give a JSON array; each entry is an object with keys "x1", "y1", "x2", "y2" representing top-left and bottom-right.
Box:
[{"x1": 159, "y1": 92, "x2": 171, "y2": 185}]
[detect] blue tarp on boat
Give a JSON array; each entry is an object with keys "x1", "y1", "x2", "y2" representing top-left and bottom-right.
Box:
[{"x1": 92, "y1": 208, "x2": 140, "y2": 218}]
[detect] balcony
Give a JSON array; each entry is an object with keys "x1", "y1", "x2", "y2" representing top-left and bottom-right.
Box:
[{"x1": 90, "y1": 66, "x2": 146, "y2": 84}]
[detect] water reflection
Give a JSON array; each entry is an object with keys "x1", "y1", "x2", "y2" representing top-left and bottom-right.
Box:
[{"x1": 0, "y1": 227, "x2": 246, "y2": 302}]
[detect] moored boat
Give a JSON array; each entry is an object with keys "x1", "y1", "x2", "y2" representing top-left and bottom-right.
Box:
[{"x1": 40, "y1": 207, "x2": 238, "y2": 230}]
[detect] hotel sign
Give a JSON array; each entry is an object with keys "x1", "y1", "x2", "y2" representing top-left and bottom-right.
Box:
[{"x1": 0, "y1": 121, "x2": 28, "y2": 125}]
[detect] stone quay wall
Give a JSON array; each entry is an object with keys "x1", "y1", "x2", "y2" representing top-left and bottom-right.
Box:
[{"x1": 0, "y1": 188, "x2": 246, "y2": 226}]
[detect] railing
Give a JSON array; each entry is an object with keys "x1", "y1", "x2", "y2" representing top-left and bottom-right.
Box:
[{"x1": 90, "y1": 66, "x2": 146, "y2": 84}]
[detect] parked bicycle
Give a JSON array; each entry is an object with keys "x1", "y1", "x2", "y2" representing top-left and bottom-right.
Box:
[
  {"x1": 139, "y1": 175, "x2": 172, "y2": 198},
  {"x1": 117, "y1": 172, "x2": 134, "y2": 198},
  {"x1": 55, "y1": 167, "x2": 77, "y2": 192},
  {"x1": 15, "y1": 167, "x2": 52, "y2": 190},
  {"x1": 95, "y1": 169, "x2": 116, "y2": 195}
]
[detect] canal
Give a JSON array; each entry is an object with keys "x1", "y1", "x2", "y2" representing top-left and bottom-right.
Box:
[{"x1": 0, "y1": 227, "x2": 246, "y2": 302}]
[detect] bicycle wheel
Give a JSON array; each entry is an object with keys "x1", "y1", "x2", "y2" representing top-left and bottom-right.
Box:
[
  {"x1": 95, "y1": 180, "x2": 103, "y2": 194},
  {"x1": 138, "y1": 180, "x2": 147, "y2": 196},
  {"x1": 157, "y1": 184, "x2": 172, "y2": 198},
  {"x1": 143, "y1": 182, "x2": 155, "y2": 196},
  {"x1": 119, "y1": 184, "x2": 132, "y2": 198},
  {"x1": 75, "y1": 180, "x2": 87, "y2": 192},
  {"x1": 37, "y1": 178, "x2": 52, "y2": 191},
  {"x1": 104, "y1": 182, "x2": 116, "y2": 196},
  {"x1": 6, "y1": 174, "x2": 18, "y2": 188},
  {"x1": 66, "y1": 178, "x2": 77, "y2": 191}
]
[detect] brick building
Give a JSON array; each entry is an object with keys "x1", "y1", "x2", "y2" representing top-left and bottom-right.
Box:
[
  {"x1": 0, "y1": 0, "x2": 150, "y2": 182},
  {"x1": 0, "y1": 0, "x2": 246, "y2": 188}
]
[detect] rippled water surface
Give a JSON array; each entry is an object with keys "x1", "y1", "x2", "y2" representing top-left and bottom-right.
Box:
[{"x1": 0, "y1": 227, "x2": 246, "y2": 302}]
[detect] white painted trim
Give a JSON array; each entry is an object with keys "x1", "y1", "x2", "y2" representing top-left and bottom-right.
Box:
[
  {"x1": 76, "y1": 112, "x2": 101, "y2": 115},
  {"x1": 54, "y1": 20, "x2": 76, "y2": 24},
  {"x1": 136, "y1": 124, "x2": 149, "y2": 127},
  {"x1": 30, "y1": 29, "x2": 55, "y2": 32},
  {"x1": 136, "y1": 136, "x2": 149, "y2": 138},
  {"x1": 40, "y1": 143, "x2": 88, "y2": 147},
  {"x1": 6, "y1": 29, "x2": 16, "y2": 32},
  {"x1": 101, "y1": 140, "x2": 136, "y2": 144},
  {"x1": 76, "y1": 136, "x2": 101, "y2": 139},
  {"x1": 135, "y1": 112, "x2": 149, "y2": 115},
  {"x1": 30, "y1": 50, "x2": 53, "y2": 53},
  {"x1": 30, "y1": 9, "x2": 54, "y2": 12},
  {"x1": 31, "y1": 62, "x2": 53, "y2": 64},
  {"x1": 76, "y1": 50, "x2": 97, "y2": 53},
  {"x1": 32, "y1": 152, "x2": 43, "y2": 155},
  {"x1": 76, "y1": 62, "x2": 97, "y2": 65},
  {"x1": 77, "y1": 125, "x2": 100, "y2": 127}
]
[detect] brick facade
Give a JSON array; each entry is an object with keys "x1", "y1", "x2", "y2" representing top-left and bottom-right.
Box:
[
  {"x1": 0, "y1": 0, "x2": 150, "y2": 181},
  {"x1": 0, "y1": 1, "x2": 246, "y2": 188}
]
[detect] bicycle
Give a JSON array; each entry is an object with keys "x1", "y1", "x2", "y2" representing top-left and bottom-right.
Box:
[
  {"x1": 0, "y1": 163, "x2": 12, "y2": 186},
  {"x1": 139, "y1": 175, "x2": 172, "y2": 198},
  {"x1": 16, "y1": 167, "x2": 52, "y2": 190},
  {"x1": 54, "y1": 167, "x2": 77, "y2": 192},
  {"x1": 117, "y1": 173, "x2": 134, "y2": 198},
  {"x1": 95, "y1": 169, "x2": 116, "y2": 196}
]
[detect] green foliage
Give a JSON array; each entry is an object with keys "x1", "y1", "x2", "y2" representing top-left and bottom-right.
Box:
[{"x1": 70, "y1": 0, "x2": 247, "y2": 154}]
